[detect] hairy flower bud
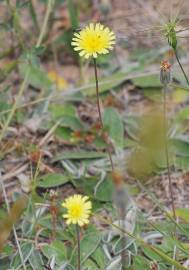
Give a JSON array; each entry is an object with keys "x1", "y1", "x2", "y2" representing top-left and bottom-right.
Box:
[
  {"x1": 164, "y1": 21, "x2": 177, "y2": 50},
  {"x1": 160, "y1": 60, "x2": 171, "y2": 85}
]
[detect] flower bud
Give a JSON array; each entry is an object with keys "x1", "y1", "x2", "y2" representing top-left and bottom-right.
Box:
[
  {"x1": 168, "y1": 30, "x2": 177, "y2": 50},
  {"x1": 160, "y1": 60, "x2": 171, "y2": 85}
]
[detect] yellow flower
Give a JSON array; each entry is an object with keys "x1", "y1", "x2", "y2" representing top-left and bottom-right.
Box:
[
  {"x1": 71, "y1": 23, "x2": 115, "y2": 59},
  {"x1": 62, "y1": 194, "x2": 92, "y2": 226}
]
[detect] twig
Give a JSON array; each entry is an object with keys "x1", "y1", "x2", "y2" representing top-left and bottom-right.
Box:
[
  {"x1": 2, "y1": 163, "x2": 28, "y2": 182},
  {"x1": 38, "y1": 119, "x2": 62, "y2": 147}
]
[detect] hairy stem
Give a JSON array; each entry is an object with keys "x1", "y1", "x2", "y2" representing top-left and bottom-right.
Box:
[
  {"x1": 93, "y1": 58, "x2": 103, "y2": 125},
  {"x1": 93, "y1": 58, "x2": 127, "y2": 269},
  {"x1": 162, "y1": 86, "x2": 176, "y2": 220},
  {"x1": 93, "y1": 58, "x2": 114, "y2": 171},
  {"x1": 76, "y1": 225, "x2": 81, "y2": 270},
  {"x1": 163, "y1": 85, "x2": 177, "y2": 270}
]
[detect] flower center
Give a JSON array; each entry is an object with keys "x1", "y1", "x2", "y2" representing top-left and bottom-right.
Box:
[{"x1": 70, "y1": 205, "x2": 82, "y2": 218}]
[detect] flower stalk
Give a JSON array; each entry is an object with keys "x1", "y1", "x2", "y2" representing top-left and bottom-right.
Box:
[
  {"x1": 160, "y1": 61, "x2": 177, "y2": 270},
  {"x1": 160, "y1": 61, "x2": 176, "y2": 222},
  {"x1": 93, "y1": 58, "x2": 114, "y2": 171},
  {"x1": 76, "y1": 224, "x2": 81, "y2": 270}
]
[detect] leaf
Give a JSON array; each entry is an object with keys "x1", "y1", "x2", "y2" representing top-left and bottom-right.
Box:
[
  {"x1": 103, "y1": 107, "x2": 124, "y2": 148},
  {"x1": 141, "y1": 245, "x2": 163, "y2": 261},
  {"x1": 175, "y1": 208, "x2": 189, "y2": 223},
  {"x1": 113, "y1": 237, "x2": 135, "y2": 255},
  {"x1": 169, "y1": 138, "x2": 189, "y2": 157},
  {"x1": 133, "y1": 255, "x2": 151, "y2": 270},
  {"x1": 55, "y1": 127, "x2": 72, "y2": 141},
  {"x1": 19, "y1": 61, "x2": 52, "y2": 90},
  {"x1": 175, "y1": 156, "x2": 189, "y2": 170},
  {"x1": 143, "y1": 88, "x2": 162, "y2": 102},
  {"x1": 67, "y1": 0, "x2": 79, "y2": 29},
  {"x1": 37, "y1": 174, "x2": 69, "y2": 188},
  {"x1": 132, "y1": 74, "x2": 162, "y2": 88},
  {"x1": 50, "y1": 103, "x2": 76, "y2": 119},
  {"x1": 42, "y1": 240, "x2": 67, "y2": 265},
  {"x1": 60, "y1": 115, "x2": 85, "y2": 131},
  {"x1": 91, "y1": 246, "x2": 106, "y2": 269},
  {"x1": 95, "y1": 178, "x2": 114, "y2": 202},
  {"x1": 28, "y1": 250, "x2": 44, "y2": 270},
  {"x1": 52, "y1": 151, "x2": 107, "y2": 162},
  {"x1": 175, "y1": 107, "x2": 189, "y2": 122},
  {"x1": 11, "y1": 243, "x2": 33, "y2": 269},
  {"x1": 71, "y1": 232, "x2": 101, "y2": 266},
  {"x1": 172, "y1": 88, "x2": 189, "y2": 103},
  {"x1": 82, "y1": 258, "x2": 99, "y2": 269},
  {"x1": 84, "y1": 71, "x2": 127, "y2": 96}
]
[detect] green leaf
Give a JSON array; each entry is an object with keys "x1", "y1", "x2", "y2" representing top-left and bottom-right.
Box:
[
  {"x1": 143, "y1": 88, "x2": 162, "y2": 102},
  {"x1": 170, "y1": 138, "x2": 189, "y2": 157},
  {"x1": 60, "y1": 115, "x2": 85, "y2": 131},
  {"x1": 28, "y1": 250, "x2": 44, "y2": 270},
  {"x1": 19, "y1": 61, "x2": 52, "y2": 90},
  {"x1": 175, "y1": 208, "x2": 189, "y2": 223},
  {"x1": 142, "y1": 245, "x2": 163, "y2": 261},
  {"x1": 175, "y1": 156, "x2": 189, "y2": 170},
  {"x1": 133, "y1": 255, "x2": 151, "y2": 270},
  {"x1": 82, "y1": 258, "x2": 99, "y2": 269},
  {"x1": 71, "y1": 232, "x2": 101, "y2": 266},
  {"x1": 176, "y1": 107, "x2": 189, "y2": 122},
  {"x1": 103, "y1": 107, "x2": 124, "y2": 148},
  {"x1": 55, "y1": 127, "x2": 72, "y2": 141},
  {"x1": 91, "y1": 246, "x2": 106, "y2": 269},
  {"x1": 37, "y1": 174, "x2": 69, "y2": 188},
  {"x1": 132, "y1": 74, "x2": 162, "y2": 88},
  {"x1": 50, "y1": 103, "x2": 76, "y2": 119},
  {"x1": 42, "y1": 240, "x2": 67, "y2": 265},
  {"x1": 52, "y1": 151, "x2": 107, "y2": 162},
  {"x1": 95, "y1": 178, "x2": 114, "y2": 202},
  {"x1": 11, "y1": 243, "x2": 33, "y2": 269},
  {"x1": 84, "y1": 71, "x2": 127, "y2": 96},
  {"x1": 67, "y1": 0, "x2": 78, "y2": 29}
]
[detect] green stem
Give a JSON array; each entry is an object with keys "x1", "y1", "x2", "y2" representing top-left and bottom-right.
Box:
[
  {"x1": 93, "y1": 58, "x2": 103, "y2": 126},
  {"x1": 162, "y1": 85, "x2": 176, "y2": 221},
  {"x1": 93, "y1": 58, "x2": 114, "y2": 171},
  {"x1": 76, "y1": 225, "x2": 81, "y2": 270},
  {"x1": 174, "y1": 50, "x2": 189, "y2": 87},
  {"x1": 163, "y1": 85, "x2": 177, "y2": 270},
  {"x1": 36, "y1": 0, "x2": 55, "y2": 47},
  {"x1": 29, "y1": 0, "x2": 40, "y2": 32}
]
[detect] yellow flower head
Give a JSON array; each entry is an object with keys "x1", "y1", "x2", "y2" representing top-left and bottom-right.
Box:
[
  {"x1": 62, "y1": 194, "x2": 92, "y2": 226},
  {"x1": 71, "y1": 23, "x2": 115, "y2": 59}
]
